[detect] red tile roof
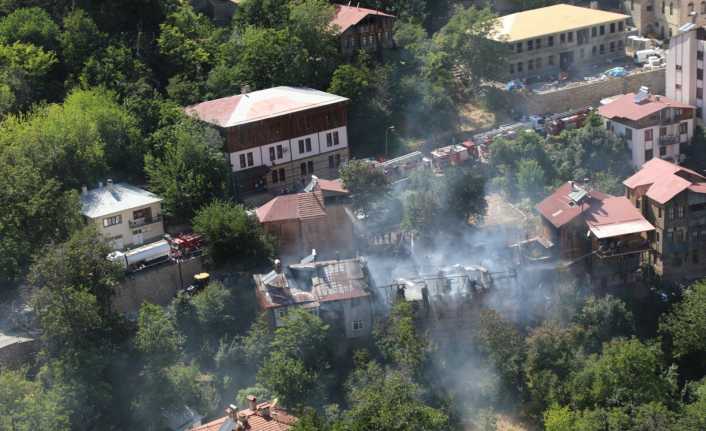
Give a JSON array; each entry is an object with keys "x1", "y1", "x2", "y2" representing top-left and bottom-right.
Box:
[
  {"x1": 623, "y1": 158, "x2": 706, "y2": 204},
  {"x1": 598, "y1": 93, "x2": 693, "y2": 122},
  {"x1": 191, "y1": 403, "x2": 296, "y2": 431},
  {"x1": 256, "y1": 191, "x2": 326, "y2": 223},
  {"x1": 537, "y1": 182, "x2": 653, "y2": 239},
  {"x1": 185, "y1": 87, "x2": 348, "y2": 128},
  {"x1": 331, "y1": 4, "x2": 394, "y2": 33},
  {"x1": 317, "y1": 178, "x2": 348, "y2": 194}
]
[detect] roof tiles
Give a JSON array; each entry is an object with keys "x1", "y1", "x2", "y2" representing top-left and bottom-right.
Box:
[
  {"x1": 598, "y1": 93, "x2": 693, "y2": 122},
  {"x1": 623, "y1": 158, "x2": 706, "y2": 204},
  {"x1": 331, "y1": 4, "x2": 394, "y2": 33},
  {"x1": 255, "y1": 191, "x2": 327, "y2": 223}
]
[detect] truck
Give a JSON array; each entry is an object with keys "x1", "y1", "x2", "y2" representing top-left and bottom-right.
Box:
[{"x1": 108, "y1": 233, "x2": 205, "y2": 271}]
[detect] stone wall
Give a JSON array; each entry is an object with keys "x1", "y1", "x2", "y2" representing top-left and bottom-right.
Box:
[
  {"x1": 504, "y1": 67, "x2": 666, "y2": 115},
  {"x1": 112, "y1": 256, "x2": 204, "y2": 314}
]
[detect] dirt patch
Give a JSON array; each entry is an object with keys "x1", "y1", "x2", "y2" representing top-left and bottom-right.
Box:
[{"x1": 458, "y1": 103, "x2": 513, "y2": 133}]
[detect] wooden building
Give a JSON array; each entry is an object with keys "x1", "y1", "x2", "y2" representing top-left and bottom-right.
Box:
[
  {"x1": 185, "y1": 87, "x2": 350, "y2": 199},
  {"x1": 331, "y1": 4, "x2": 396, "y2": 58}
]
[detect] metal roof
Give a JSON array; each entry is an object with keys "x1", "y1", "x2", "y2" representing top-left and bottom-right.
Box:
[{"x1": 80, "y1": 183, "x2": 162, "y2": 219}]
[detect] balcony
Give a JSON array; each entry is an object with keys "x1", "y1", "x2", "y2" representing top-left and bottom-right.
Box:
[
  {"x1": 595, "y1": 238, "x2": 650, "y2": 259},
  {"x1": 129, "y1": 215, "x2": 163, "y2": 229},
  {"x1": 659, "y1": 135, "x2": 679, "y2": 146}
]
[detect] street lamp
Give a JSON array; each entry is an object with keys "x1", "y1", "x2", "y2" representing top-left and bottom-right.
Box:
[{"x1": 385, "y1": 126, "x2": 395, "y2": 158}]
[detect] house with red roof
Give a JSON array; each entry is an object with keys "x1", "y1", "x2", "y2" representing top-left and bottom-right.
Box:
[
  {"x1": 623, "y1": 158, "x2": 706, "y2": 280},
  {"x1": 253, "y1": 256, "x2": 373, "y2": 338},
  {"x1": 191, "y1": 396, "x2": 297, "y2": 431},
  {"x1": 255, "y1": 177, "x2": 353, "y2": 259},
  {"x1": 536, "y1": 181, "x2": 654, "y2": 287},
  {"x1": 598, "y1": 87, "x2": 695, "y2": 167},
  {"x1": 185, "y1": 87, "x2": 349, "y2": 199},
  {"x1": 331, "y1": 4, "x2": 395, "y2": 57}
]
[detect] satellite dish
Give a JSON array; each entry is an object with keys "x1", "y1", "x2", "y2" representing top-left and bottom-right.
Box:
[{"x1": 218, "y1": 417, "x2": 235, "y2": 431}]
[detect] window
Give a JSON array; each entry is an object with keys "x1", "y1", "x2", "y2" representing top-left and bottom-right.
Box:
[
  {"x1": 678, "y1": 205, "x2": 685, "y2": 218},
  {"x1": 592, "y1": 26, "x2": 597, "y2": 37},
  {"x1": 536, "y1": 38, "x2": 542, "y2": 49},
  {"x1": 680, "y1": 122, "x2": 688, "y2": 134},
  {"x1": 527, "y1": 39, "x2": 533, "y2": 50},
  {"x1": 676, "y1": 64, "x2": 682, "y2": 71},
  {"x1": 277, "y1": 145, "x2": 283, "y2": 159},
  {"x1": 610, "y1": 41, "x2": 615, "y2": 52},
  {"x1": 272, "y1": 170, "x2": 279, "y2": 183},
  {"x1": 618, "y1": 40, "x2": 624, "y2": 50},
  {"x1": 662, "y1": 1, "x2": 666, "y2": 12},
  {"x1": 336, "y1": 154, "x2": 341, "y2": 167},
  {"x1": 625, "y1": 128, "x2": 633, "y2": 140},
  {"x1": 247, "y1": 152, "x2": 254, "y2": 166},
  {"x1": 269, "y1": 147, "x2": 276, "y2": 161},
  {"x1": 631, "y1": 0, "x2": 634, "y2": 9},
  {"x1": 567, "y1": 31, "x2": 573, "y2": 42},
  {"x1": 656, "y1": 231, "x2": 660, "y2": 242},
  {"x1": 697, "y1": 68, "x2": 703, "y2": 79},
  {"x1": 333, "y1": 131, "x2": 340, "y2": 146},
  {"x1": 305, "y1": 138, "x2": 312, "y2": 152},
  {"x1": 307, "y1": 161, "x2": 314, "y2": 174},
  {"x1": 326, "y1": 133, "x2": 333, "y2": 147},
  {"x1": 660, "y1": 126, "x2": 667, "y2": 137},
  {"x1": 619, "y1": 21, "x2": 624, "y2": 31},
  {"x1": 352, "y1": 320, "x2": 364, "y2": 331},
  {"x1": 103, "y1": 215, "x2": 122, "y2": 227},
  {"x1": 510, "y1": 63, "x2": 515, "y2": 74},
  {"x1": 645, "y1": 148, "x2": 654, "y2": 160},
  {"x1": 600, "y1": 25, "x2": 605, "y2": 35},
  {"x1": 536, "y1": 57, "x2": 542, "y2": 69},
  {"x1": 516, "y1": 42, "x2": 523, "y2": 52},
  {"x1": 660, "y1": 146, "x2": 667, "y2": 156},
  {"x1": 279, "y1": 168, "x2": 285, "y2": 182},
  {"x1": 669, "y1": 2, "x2": 673, "y2": 14},
  {"x1": 277, "y1": 309, "x2": 286, "y2": 319},
  {"x1": 658, "y1": 207, "x2": 663, "y2": 218},
  {"x1": 560, "y1": 33, "x2": 566, "y2": 43},
  {"x1": 600, "y1": 44, "x2": 605, "y2": 54},
  {"x1": 300, "y1": 163, "x2": 307, "y2": 176},
  {"x1": 298, "y1": 139, "x2": 305, "y2": 153},
  {"x1": 668, "y1": 207, "x2": 675, "y2": 219},
  {"x1": 239, "y1": 154, "x2": 246, "y2": 169},
  {"x1": 328, "y1": 155, "x2": 335, "y2": 169},
  {"x1": 528, "y1": 59, "x2": 534, "y2": 70},
  {"x1": 548, "y1": 35, "x2": 554, "y2": 46},
  {"x1": 677, "y1": 228, "x2": 685, "y2": 241},
  {"x1": 698, "y1": 108, "x2": 703, "y2": 118},
  {"x1": 610, "y1": 23, "x2": 616, "y2": 33},
  {"x1": 592, "y1": 45, "x2": 597, "y2": 56},
  {"x1": 676, "y1": 83, "x2": 682, "y2": 90},
  {"x1": 645, "y1": 129, "x2": 654, "y2": 141},
  {"x1": 667, "y1": 229, "x2": 673, "y2": 242},
  {"x1": 517, "y1": 62, "x2": 523, "y2": 72},
  {"x1": 548, "y1": 55, "x2": 555, "y2": 65}
]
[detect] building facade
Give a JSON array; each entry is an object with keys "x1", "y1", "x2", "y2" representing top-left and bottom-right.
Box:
[
  {"x1": 622, "y1": 0, "x2": 706, "y2": 38},
  {"x1": 624, "y1": 158, "x2": 706, "y2": 281},
  {"x1": 598, "y1": 89, "x2": 695, "y2": 167},
  {"x1": 186, "y1": 87, "x2": 350, "y2": 198},
  {"x1": 666, "y1": 25, "x2": 706, "y2": 125},
  {"x1": 80, "y1": 180, "x2": 164, "y2": 250},
  {"x1": 495, "y1": 4, "x2": 630, "y2": 79},
  {"x1": 331, "y1": 4, "x2": 395, "y2": 58}
]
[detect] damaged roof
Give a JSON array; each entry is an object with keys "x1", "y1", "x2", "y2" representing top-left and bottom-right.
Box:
[
  {"x1": 537, "y1": 182, "x2": 654, "y2": 239},
  {"x1": 255, "y1": 190, "x2": 327, "y2": 223},
  {"x1": 191, "y1": 401, "x2": 297, "y2": 431},
  {"x1": 331, "y1": 4, "x2": 394, "y2": 33},
  {"x1": 623, "y1": 158, "x2": 706, "y2": 204}
]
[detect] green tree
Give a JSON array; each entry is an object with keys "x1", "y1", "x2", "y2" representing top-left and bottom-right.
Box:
[
  {"x1": 190, "y1": 281, "x2": 238, "y2": 346},
  {"x1": 516, "y1": 159, "x2": 545, "y2": 201},
  {"x1": 144, "y1": 119, "x2": 228, "y2": 223},
  {"x1": 375, "y1": 301, "x2": 429, "y2": 375},
  {"x1": 0, "y1": 368, "x2": 70, "y2": 431},
  {"x1": 0, "y1": 41, "x2": 58, "y2": 112},
  {"x1": 660, "y1": 280, "x2": 706, "y2": 359},
  {"x1": 136, "y1": 302, "x2": 181, "y2": 367},
  {"x1": 401, "y1": 189, "x2": 441, "y2": 239},
  {"x1": 339, "y1": 159, "x2": 389, "y2": 215},
  {"x1": 473, "y1": 309, "x2": 527, "y2": 394},
  {"x1": 59, "y1": 9, "x2": 105, "y2": 75},
  {"x1": 574, "y1": 295, "x2": 634, "y2": 354},
  {"x1": 79, "y1": 42, "x2": 154, "y2": 98},
  {"x1": 192, "y1": 200, "x2": 273, "y2": 266},
  {"x1": 444, "y1": 167, "x2": 487, "y2": 224},
  {"x1": 235, "y1": 0, "x2": 289, "y2": 27},
  {"x1": 0, "y1": 7, "x2": 59, "y2": 50},
  {"x1": 569, "y1": 338, "x2": 677, "y2": 409}
]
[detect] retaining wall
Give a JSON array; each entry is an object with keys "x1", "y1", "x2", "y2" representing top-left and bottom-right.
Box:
[{"x1": 504, "y1": 67, "x2": 666, "y2": 115}]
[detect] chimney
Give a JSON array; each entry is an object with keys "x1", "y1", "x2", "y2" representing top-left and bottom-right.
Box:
[
  {"x1": 259, "y1": 404, "x2": 271, "y2": 418},
  {"x1": 225, "y1": 404, "x2": 238, "y2": 420},
  {"x1": 274, "y1": 259, "x2": 282, "y2": 273},
  {"x1": 590, "y1": 1, "x2": 598, "y2": 8},
  {"x1": 81, "y1": 185, "x2": 88, "y2": 195},
  {"x1": 241, "y1": 84, "x2": 251, "y2": 95},
  {"x1": 237, "y1": 412, "x2": 249, "y2": 428},
  {"x1": 247, "y1": 395, "x2": 257, "y2": 411},
  {"x1": 107, "y1": 179, "x2": 113, "y2": 190}
]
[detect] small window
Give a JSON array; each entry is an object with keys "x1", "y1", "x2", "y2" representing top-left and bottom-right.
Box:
[
  {"x1": 567, "y1": 31, "x2": 573, "y2": 42},
  {"x1": 269, "y1": 147, "x2": 275, "y2": 161},
  {"x1": 600, "y1": 25, "x2": 605, "y2": 35},
  {"x1": 676, "y1": 83, "x2": 682, "y2": 90},
  {"x1": 271, "y1": 170, "x2": 279, "y2": 183},
  {"x1": 680, "y1": 122, "x2": 688, "y2": 134},
  {"x1": 676, "y1": 64, "x2": 683, "y2": 71},
  {"x1": 592, "y1": 45, "x2": 597, "y2": 56},
  {"x1": 517, "y1": 62, "x2": 523, "y2": 72},
  {"x1": 660, "y1": 146, "x2": 667, "y2": 156},
  {"x1": 678, "y1": 205, "x2": 685, "y2": 218},
  {"x1": 103, "y1": 215, "x2": 122, "y2": 227},
  {"x1": 668, "y1": 207, "x2": 675, "y2": 219},
  {"x1": 528, "y1": 59, "x2": 534, "y2": 70},
  {"x1": 336, "y1": 154, "x2": 341, "y2": 167},
  {"x1": 536, "y1": 38, "x2": 542, "y2": 49},
  {"x1": 697, "y1": 68, "x2": 703, "y2": 79},
  {"x1": 660, "y1": 127, "x2": 667, "y2": 137},
  {"x1": 548, "y1": 35, "x2": 554, "y2": 46},
  {"x1": 328, "y1": 155, "x2": 335, "y2": 169},
  {"x1": 656, "y1": 231, "x2": 660, "y2": 242},
  {"x1": 645, "y1": 148, "x2": 654, "y2": 160},
  {"x1": 527, "y1": 40, "x2": 533, "y2": 51},
  {"x1": 560, "y1": 33, "x2": 566, "y2": 43},
  {"x1": 625, "y1": 128, "x2": 633, "y2": 140},
  {"x1": 645, "y1": 129, "x2": 654, "y2": 141},
  {"x1": 536, "y1": 57, "x2": 542, "y2": 69},
  {"x1": 610, "y1": 23, "x2": 616, "y2": 33},
  {"x1": 307, "y1": 161, "x2": 314, "y2": 174},
  {"x1": 239, "y1": 154, "x2": 246, "y2": 169},
  {"x1": 658, "y1": 207, "x2": 663, "y2": 218},
  {"x1": 669, "y1": 2, "x2": 673, "y2": 14},
  {"x1": 352, "y1": 320, "x2": 364, "y2": 331},
  {"x1": 516, "y1": 42, "x2": 523, "y2": 52},
  {"x1": 610, "y1": 41, "x2": 615, "y2": 52},
  {"x1": 548, "y1": 55, "x2": 555, "y2": 65},
  {"x1": 300, "y1": 163, "x2": 307, "y2": 176},
  {"x1": 305, "y1": 138, "x2": 312, "y2": 152},
  {"x1": 592, "y1": 27, "x2": 597, "y2": 37},
  {"x1": 333, "y1": 131, "x2": 340, "y2": 146},
  {"x1": 326, "y1": 133, "x2": 333, "y2": 147},
  {"x1": 298, "y1": 140, "x2": 305, "y2": 153},
  {"x1": 277, "y1": 145, "x2": 283, "y2": 159},
  {"x1": 619, "y1": 21, "x2": 624, "y2": 31},
  {"x1": 510, "y1": 64, "x2": 515, "y2": 74},
  {"x1": 279, "y1": 168, "x2": 285, "y2": 182},
  {"x1": 277, "y1": 309, "x2": 286, "y2": 318},
  {"x1": 247, "y1": 152, "x2": 254, "y2": 166},
  {"x1": 600, "y1": 44, "x2": 605, "y2": 54}
]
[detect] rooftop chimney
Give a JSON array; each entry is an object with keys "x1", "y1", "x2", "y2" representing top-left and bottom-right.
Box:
[
  {"x1": 274, "y1": 259, "x2": 282, "y2": 273},
  {"x1": 225, "y1": 404, "x2": 238, "y2": 420},
  {"x1": 237, "y1": 411, "x2": 249, "y2": 428},
  {"x1": 247, "y1": 395, "x2": 257, "y2": 411},
  {"x1": 241, "y1": 84, "x2": 251, "y2": 95},
  {"x1": 107, "y1": 179, "x2": 114, "y2": 190}
]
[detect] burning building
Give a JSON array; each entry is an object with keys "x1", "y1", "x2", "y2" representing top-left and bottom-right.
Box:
[
  {"x1": 253, "y1": 256, "x2": 373, "y2": 338},
  {"x1": 190, "y1": 396, "x2": 297, "y2": 431}
]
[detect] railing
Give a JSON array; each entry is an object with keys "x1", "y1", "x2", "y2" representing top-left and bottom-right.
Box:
[
  {"x1": 595, "y1": 239, "x2": 650, "y2": 259},
  {"x1": 129, "y1": 215, "x2": 163, "y2": 229}
]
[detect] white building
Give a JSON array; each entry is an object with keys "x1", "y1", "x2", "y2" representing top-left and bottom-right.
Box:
[
  {"x1": 80, "y1": 180, "x2": 164, "y2": 250},
  {"x1": 598, "y1": 89, "x2": 695, "y2": 167},
  {"x1": 666, "y1": 24, "x2": 706, "y2": 124}
]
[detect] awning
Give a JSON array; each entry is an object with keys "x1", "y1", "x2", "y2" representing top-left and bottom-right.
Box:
[{"x1": 588, "y1": 219, "x2": 655, "y2": 239}]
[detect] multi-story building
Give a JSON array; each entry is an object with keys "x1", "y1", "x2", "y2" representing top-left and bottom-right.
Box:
[
  {"x1": 666, "y1": 25, "x2": 706, "y2": 125},
  {"x1": 494, "y1": 4, "x2": 630, "y2": 79},
  {"x1": 598, "y1": 88, "x2": 695, "y2": 167},
  {"x1": 331, "y1": 4, "x2": 395, "y2": 58},
  {"x1": 536, "y1": 181, "x2": 655, "y2": 288},
  {"x1": 622, "y1": 0, "x2": 706, "y2": 38},
  {"x1": 624, "y1": 158, "x2": 706, "y2": 281},
  {"x1": 80, "y1": 180, "x2": 165, "y2": 250},
  {"x1": 254, "y1": 257, "x2": 373, "y2": 339},
  {"x1": 186, "y1": 87, "x2": 350, "y2": 198}
]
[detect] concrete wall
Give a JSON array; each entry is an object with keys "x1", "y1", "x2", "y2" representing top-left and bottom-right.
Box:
[
  {"x1": 112, "y1": 256, "x2": 204, "y2": 314},
  {"x1": 0, "y1": 338, "x2": 38, "y2": 369},
  {"x1": 503, "y1": 67, "x2": 665, "y2": 115}
]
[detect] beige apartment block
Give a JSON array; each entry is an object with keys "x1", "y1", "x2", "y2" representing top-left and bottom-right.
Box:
[
  {"x1": 80, "y1": 180, "x2": 164, "y2": 250},
  {"x1": 494, "y1": 4, "x2": 630, "y2": 79}
]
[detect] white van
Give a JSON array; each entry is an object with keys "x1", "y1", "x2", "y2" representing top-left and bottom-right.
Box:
[{"x1": 634, "y1": 49, "x2": 660, "y2": 64}]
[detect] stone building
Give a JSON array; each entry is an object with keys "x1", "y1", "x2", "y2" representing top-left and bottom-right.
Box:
[
  {"x1": 622, "y1": 0, "x2": 706, "y2": 38},
  {"x1": 624, "y1": 158, "x2": 706, "y2": 281},
  {"x1": 494, "y1": 4, "x2": 630, "y2": 79},
  {"x1": 598, "y1": 88, "x2": 695, "y2": 167},
  {"x1": 331, "y1": 4, "x2": 395, "y2": 58},
  {"x1": 185, "y1": 87, "x2": 350, "y2": 199},
  {"x1": 254, "y1": 257, "x2": 373, "y2": 339}
]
